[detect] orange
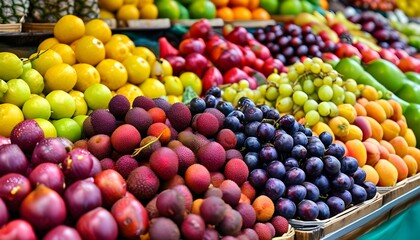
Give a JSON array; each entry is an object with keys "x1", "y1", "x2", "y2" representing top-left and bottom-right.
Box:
[
  {"x1": 252, "y1": 195, "x2": 275, "y2": 222},
  {"x1": 140, "y1": 3, "x2": 159, "y2": 19},
  {"x1": 105, "y1": 38, "x2": 131, "y2": 62},
  {"x1": 85, "y1": 19, "x2": 113, "y2": 44},
  {"x1": 54, "y1": 15, "x2": 85, "y2": 44},
  {"x1": 96, "y1": 59, "x2": 128, "y2": 91},
  {"x1": 0, "y1": 103, "x2": 24, "y2": 137},
  {"x1": 248, "y1": 0, "x2": 260, "y2": 9},
  {"x1": 251, "y1": 7, "x2": 271, "y2": 20},
  {"x1": 30, "y1": 49, "x2": 63, "y2": 76},
  {"x1": 72, "y1": 63, "x2": 101, "y2": 92},
  {"x1": 216, "y1": 6, "x2": 235, "y2": 21},
  {"x1": 99, "y1": 0, "x2": 124, "y2": 12},
  {"x1": 37, "y1": 37, "x2": 59, "y2": 51},
  {"x1": 115, "y1": 83, "x2": 144, "y2": 104},
  {"x1": 230, "y1": 0, "x2": 249, "y2": 7},
  {"x1": 116, "y1": 4, "x2": 140, "y2": 20},
  {"x1": 232, "y1": 6, "x2": 252, "y2": 20},
  {"x1": 110, "y1": 34, "x2": 135, "y2": 52},
  {"x1": 44, "y1": 63, "x2": 77, "y2": 92},
  {"x1": 74, "y1": 36, "x2": 106, "y2": 66},
  {"x1": 211, "y1": 0, "x2": 229, "y2": 7},
  {"x1": 50, "y1": 43, "x2": 76, "y2": 65}
]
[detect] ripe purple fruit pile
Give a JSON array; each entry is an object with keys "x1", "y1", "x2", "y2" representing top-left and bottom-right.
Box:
[{"x1": 0, "y1": 87, "x2": 377, "y2": 239}]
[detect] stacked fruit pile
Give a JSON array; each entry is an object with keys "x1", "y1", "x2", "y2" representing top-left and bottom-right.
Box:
[
  {"x1": 211, "y1": 0, "x2": 271, "y2": 21},
  {"x1": 99, "y1": 0, "x2": 158, "y2": 20},
  {"x1": 396, "y1": 0, "x2": 420, "y2": 17},
  {"x1": 346, "y1": 0, "x2": 396, "y2": 12}
]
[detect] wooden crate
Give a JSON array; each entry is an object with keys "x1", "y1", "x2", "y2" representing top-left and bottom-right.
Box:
[
  {"x1": 0, "y1": 23, "x2": 21, "y2": 32},
  {"x1": 405, "y1": 173, "x2": 420, "y2": 193},
  {"x1": 22, "y1": 22, "x2": 55, "y2": 32},
  {"x1": 171, "y1": 18, "x2": 224, "y2": 27},
  {"x1": 117, "y1": 19, "x2": 171, "y2": 30},
  {"x1": 292, "y1": 193, "x2": 383, "y2": 239},
  {"x1": 377, "y1": 179, "x2": 409, "y2": 205},
  {"x1": 224, "y1": 20, "x2": 276, "y2": 28},
  {"x1": 273, "y1": 225, "x2": 295, "y2": 240}
]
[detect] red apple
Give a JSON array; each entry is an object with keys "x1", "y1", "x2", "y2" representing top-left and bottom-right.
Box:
[
  {"x1": 248, "y1": 39, "x2": 271, "y2": 60},
  {"x1": 241, "y1": 46, "x2": 257, "y2": 68},
  {"x1": 184, "y1": 52, "x2": 209, "y2": 78},
  {"x1": 361, "y1": 49, "x2": 381, "y2": 64},
  {"x1": 254, "y1": 58, "x2": 265, "y2": 71},
  {"x1": 202, "y1": 66, "x2": 223, "y2": 93},
  {"x1": 189, "y1": 18, "x2": 212, "y2": 40},
  {"x1": 335, "y1": 43, "x2": 362, "y2": 59},
  {"x1": 398, "y1": 56, "x2": 420, "y2": 73},
  {"x1": 242, "y1": 65, "x2": 267, "y2": 88},
  {"x1": 321, "y1": 52, "x2": 340, "y2": 64},
  {"x1": 214, "y1": 47, "x2": 243, "y2": 73},
  {"x1": 179, "y1": 38, "x2": 206, "y2": 56},
  {"x1": 0, "y1": 220, "x2": 37, "y2": 240},
  {"x1": 164, "y1": 55, "x2": 186, "y2": 76},
  {"x1": 261, "y1": 58, "x2": 285, "y2": 77},
  {"x1": 94, "y1": 169, "x2": 127, "y2": 207},
  {"x1": 379, "y1": 48, "x2": 400, "y2": 65},
  {"x1": 158, "y1": 37, "x2": 179, "y2": 58},
  {"x1": 76, "y1": 207, "x2": 118, "y2": 240},
  {"x1": 205, "y1": 35, "x2": 226, "y2": 56},
  {"x1": 330, "y1": 23, "x2": 348, "y2": 36},
  {"x1": 246, "y1": 75, "x2": 258, "y2": 90},
  {"x1": 353, "y1": 42, "x2": 369, "y2": 52},
  {"x1": 223, "y1": 67, "x2": 249, "y2": 84},
  {"x1": 225, "y1": 26, "x2": 249, "y2": 46},
  {"x1": 394, "y1": 49, "x2": 410, "y2": 59}
]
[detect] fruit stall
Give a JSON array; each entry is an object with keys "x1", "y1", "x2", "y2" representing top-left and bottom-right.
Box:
[{"x1": 1, "y1": 0, "x2": 420, "y2": 239}]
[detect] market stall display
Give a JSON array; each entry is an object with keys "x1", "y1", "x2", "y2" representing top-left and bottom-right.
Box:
[{"x1": 1, "y1": 0, "x2": 420, "y2": 239}]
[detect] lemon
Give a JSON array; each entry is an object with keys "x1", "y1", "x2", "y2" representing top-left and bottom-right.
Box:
[
  {"x1": 19, "y1": 69, "x2": 44, "y2": 94},
  {"x1": 116, "y1": 83, "x2": 144, "y2": 104},
  {"x1": 44, "y1": 63, "x2": 77, "y2": 92},
  {"x1": 122, "y1": 55, "x2": 151, "y2": 84},
  {"x1": 50, "y1": 43, "x2": 76, "y2": 65},
  {"x1": 105, "y1": 38, "x2": 131, "y2": 62},
  {"x1": 138, "y1": 0, "x2": 154, "y2": 8},
  {"x1": 30, "y1": 49, "x2": 63, "y2": 76},
  {"x1": 132, "y1": 46, "x2": 157, "y2": 66},
  {"x1": 54, "y1": 15, "x2": 85, "y2": 44},
  {"x1": 72, "y1": 63, "x2": 101, "y2": 92},
  {"x1": 166, "y1": 95, "x2": 182, "y2": 104},
  {"x1": 110, "y1": 34, "x2": 135, "y2": 52},
  {"x1": 69, "y1": 90, "x2": 88, "y2": 116},
  {"x1": 96, "y1": 59, "x2": 128, "y2": 90},
  {"x1": 74, "y1": 36, "x2": 106, "y2": 66},
  {"x1": 34, "y1": 118, "x2": 57, "y2": 138},
  {"x1": 140, "y1": 3, "x2": 158, "y2": 19},
  {"x1": 0, "y1": 79, "x2": 31, "y2": 108},
  {"x1": 139, "y1": 78, "x2": 166, "y2": 98},
  {"x1": 85, "y1": 19, "x2": 112, "y2": 44},
  {"x1": 99, "y1": 0, "x2": 124, "y2": 11},
  {"x1": 37, "y1": 37, "x2": 59, "y2": 51},
  {"x1": 0, "y1": 103, "x2": 25, "y2": 137},
  {"x1": 100, "y1": 9, "x2": 115, "y2": 19},
  {"x1": 0, "y1": 52, "x2": 23, "y2": 81},
  {"x1": 117, "y1": 4, "x2": 140, "y2": 20}
]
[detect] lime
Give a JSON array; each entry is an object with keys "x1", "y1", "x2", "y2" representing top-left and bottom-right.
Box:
[
  {"x1": 188, "y1": 0, "x2": 216, "y2": 19},
  {"x1": 156, "y1": 0, "x2": 180, "y2": 19},
  {"x1": 45, "y1": 90, "x2": 76, "y2": 119},
  {"x1": 73, "y1": 115, "x2": 88, "y2": 129},
  {"x1": 0, "y1": 79, "x2": 31, "y2": 108},
  {"x1": 22, "y1": 96, "x2": 51, "y2": 120},
  {"x1": 83, "y1": 83, "x2": 113, "y2": 110},
  {"x1": 260, "y1": 0, "x2": 279, "y2": 14},
  {"x1": 177, "y1": 1, "x2": 190, "y2": 19},
  {"x1": 279, "y1": 0, "x2": 303, "y2": 15},
  {"x1": 69, "y1": 90, "x2": 88, "y2": 116},
  {"x1": 19, "y1": 69, "x2": 44, "y2": 94},
  {"x1": 301, "y1": 1, "x2": 314, "y2": 13},
  {"x1": 53, "y1": 118, "x2": 82, "y2": 142},
  {"x1": 0, "y1": 52, "x2": 23, "y2": 81},
  {"x1": 34, "y1": 118, "x2": 57, "y2": 138}
]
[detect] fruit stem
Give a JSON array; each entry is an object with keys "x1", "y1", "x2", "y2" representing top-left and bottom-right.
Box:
[{"x1": 131, "y1": 132, "x2": 163, "y2": 157}]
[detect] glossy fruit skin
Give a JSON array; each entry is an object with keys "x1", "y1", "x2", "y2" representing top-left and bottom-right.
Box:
[
  {"x1": 365, "y1": 59, "x2": 405, "y2": 93},
  {"x1": 76, "y1": 207, "x2": 118, "y2": 240},
  {"x1": 0, "y1": 219, "x2": 37, "y2": 240}
]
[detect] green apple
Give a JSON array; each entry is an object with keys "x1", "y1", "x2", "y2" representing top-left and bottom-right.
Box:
[
  {"x1": 69, "y1": 90, "x2": 88, "y2": 116},
  {"x1": 45, "y1": 90, "x2": 76, "y2": 119},
  {"x1": 0, "y1": 79, "x2": 31, "y2": 107},
  {"x1": 179, "y1": 72, "x2": 202, "y2": 95},
  {"x1": 163, "y1": 76, "x2": 184, "y2": 96},
  {"x1": 73, "y1": 114, "x2": 88, "y2": 129},
  {"x1": 83, "y1": 83, "x2": 113, "y2": 110},
  {"x1": 22, "y1": 95, "x2": 51, "y2": 120},
  {"x1": 52, "y1": 118, "x2": 82, "y2": 142},
  {"x1": 0, "y1": 80, "x2": 8, "y2": 98},
  {"x1": 34, "y1": 118, "x2": 57, "y2": 138},
  {"x1": 0, "y1": 52, "x2": 23, "y2": 81},
  {"x1": 21, "y1": 58, "x2": 32, "y2": 73},
  {"x1": 19, "y1": 69, "x2": 44, "y2": 94}
]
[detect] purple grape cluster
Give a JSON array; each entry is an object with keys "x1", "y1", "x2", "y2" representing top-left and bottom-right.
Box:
[{"x1": 253, "y1": 23, "x2": 336, "y2": 66}]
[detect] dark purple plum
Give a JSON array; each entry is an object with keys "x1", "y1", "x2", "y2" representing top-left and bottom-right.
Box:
[
  {"x1": 361, "y1": 181, "x2": 377, "y2": 200},
  {"x1": 244, "y1": 137, "x2": 261, "y2": 152},
  {"x1": 204, "y1": 94, "x2": 217, "y2": 108},
  {"x1": 264, "y1": 178, "x2": 286, "y2": 201},
  {"x1": 325, "y1": 143, "x2": 346, "y2": 159},
  {"x1": 189, "y1": 97, "x2": 206, "y2": 115},
  {"x1": 352, "y1": 167, "x2": 367, "y2": 185},
  {"x1": 316, "y1": 201, "x2": 330, "y2": 220},
  {"x1": 331, "y1": 190, "x2": 352, "y2": 208},
  {"x1": 303, "y1": 157, "x2": 324, "y2": 179},
  {"x1": 326, "y1": 196, "x2": 345, "y2": 216},
  {"x1": 312, "y1": 174, "x2": 330, "y2": 195},
  {"x1": 235, "y1": 132, "x2": 246, "y2": 149},
  {"x1": 292, "y1": 132, "x2": 308, "y2": 146},
  {"x1": 306, "y1": 141, "x2": 325, "y2": 158},
  {"x1": 285, "y1": 185, "x2": 307, "y2": 204},
  {"x1": 318, "y1": 132, "x2": 333, "y2": 148},
  {"x1": 284, "y1": 157, "x2": 299, "y2": 171},
  {"x1": 302, "y1": 182, "x2": 320, "y2": 202},
  {"x1": 340, "y1": 156, "x2": 359, "y2": 175},
  {"x1": 273, "y1": 134, "x2": 293, "y2": 154},
  {"x1": 331, "y1": 172, "x2": 351, "y2": 191},
  {"x1": 279, "y1": 114, "x2": 296, "y2": 130},
  {"x1": 265, "y1": 109, "x2": 280, "y2": 120},
  {"x1": 350, "y1": 184, "x2": 368, "y2": 204},
  {"x1": 291, "y1": 145, "x2": 307, "y2": 160},
  {"x1": 216, "y1": 101, "x2": 234, "y2": 116},
  {"x1": 206, "y1": 86, "x2": 221, "y2": 98},
  {"x1": 296, "y1": 45, "x2": 309, "y2": 57},
  {"x1": 244, "y1": 121, "x2": 261, "y2": 137},
  {"x1": 0, "y1": 144, "x2": 28, "y2": 176},
  {"x1": 227, "y1": 110, "x2": 245, "y2": 122},
  {"x1": 257, "y1": 123, "x2": 276, "y2": 142},
  {"x1": 244, "y1": 152, "x2": 260, "y2": 171},
  {"x1": 266, "y1": 160, "x2": 286, "y2": 179},
  {"x1": 258, "y1": 104, "x2": 270, "y2": 115},
  {"x1": 244, "y1": 107, "x2": 263, "y2": 123},
  {"x1": 297, "y1": 200, "x2": 319, "y2": 221},
  {"x1": 248, "y1": 168, "x2": 268, "y2": 189},
  {"x1": 237, "y1": 97, "x2": 255, "y2": 111},
  {"x1": 323, "y1": 155, "x2": 341, "y2": 176},
  {"x1": 259, "y1": 145, "x2": 278, "y2": 163},
  {"x1": 275, "y1": 198, "x2": 296, "y2": 219},
  {"x1": 304, "y1": 128, "x2": 313, "y2": 136},
  {"x1": 284, "y1": 167, "x2": 306, "y2": 186},
  {"x1": 223, "y1": 116, "x2": 241, "y2": 132}
]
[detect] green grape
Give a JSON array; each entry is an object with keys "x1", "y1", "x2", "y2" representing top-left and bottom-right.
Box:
[
  {"x1": 303, "y1": 99, "x2": 319, "y2": 113},
  {"x1": 267, "y1": 72, "x2": 282, "y2": 83},
  {"x1": 266, "y1": 85, "x2": 279, "y2": 101},
  {"x1": 303, "y1": 79, "x2": 315, "y2": 94},
  {"x1": 294, "y1": 62, "x2": 305, "y2": 74},
  {"x1": 287, "y1": 70, "x2": 298, "y2": 82},
  {"x1": 293, "y1": 84, "x2": 303, "y2": 92},
  {"x1": 231, "y1": 83, "x2": 239, "y2": 90},
  {"x1": 279, "y1": 83, "x2": 293, "y2": 97},
  {"x1": 321, "y1": 63, "x2": 333, "y2": 73},
  {"x1": 238, "y1": 79, "x2": 250, "y2": 90},
  {"x1": 279, "y1": 76, "x2": 290, "y2": 84},
  {"x1": 314, "y1": 77, "x2": 323, "y2": 87},
  {"x1": 310, "y1": 92, "x2": 319, "y2": 101},
  {"x1": 328, "y1": 101, "x2": 338, "y2": 117},
  {"x1": 344, "y1": 79, "x2": 358, "y2": 92},
  {"x1": 258, "y1": 84, "x2": 268, "y2": 97},
  {"x1": 253, "y1": 89, "x2": 262, "y2": 101},
  {"x1": 311, "y1": 63, "x2": 321, "y2": 74},
  {"x1": 276, "y1": 96, "x2": 293, "y2": 113},
  {"x1": 344, "y1": 91, "x2": 356, "y2": 105},
  {"x1": 328, "y1": 70, "x2": 338, "y2": 79},
  {"x1": 323, "y1": 76, "x2": 333, "y2": 85},
  {"x1": 318, "y1": 101, "x2": 331, "y2": 117},
  {"x1": 332, "y1": 84, "x2": 345, "y2": 100},
  {"x1": 312, "y1": 57, "x2": 323, "y2": 64},
  {"x1": 223, "y1": 87, "x2": 237, "y2": 102},
  {"x1": 232, "y1": 91, "x2": 246, "y2": 106},
  {"x1": 318, "y1": 85, "x2": 333, "y2": 101},
  {"x1": 304, "y1": 58, "x2": 313, "y2": 70},
  {"x1": 334, "y1": 76, "x2": 343, "y2": 86},
  {"x1": 331, "y1": 95, "x2": 345, "y2": 105},
  {"x1": 243, "y1": 88, "x2": 255, "y2": 100},
  {"x1": 305, "y1": 110, "x2": 321, "y2": 126},
  {"x1": 292, "y1": 90, "x2": 308, "y2": 106},
  {"x1": 294, "y1": 110, "x2": 305, "y2": 120}
]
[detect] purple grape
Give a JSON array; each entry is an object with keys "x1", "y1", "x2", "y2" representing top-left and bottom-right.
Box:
[
  {"x1": 286, "y1": 185, "x2": 307, "y2": 204},
  {"x1": 279, "y1": 114, "x2": 296, "y2": 129},
  {"x1": 235, "y1": 132, "x2": 246, "y2": 149},
  {"x1": 265, "y1": 109, "x2": 280, "y2": 120},
  {"x1": 244, "y1": 121, "x2": 261, "y2": 137},
  {"x1": 350, "y1": 184, "x2": 367, "y2": 204},
  {"x1": 227, "y1": 110, "x2": 245, "y2": 122},
  {"x1": 275, "y1": 198, "x2": 296, "y2": 219},
  {"x1": 264, "y1": 178, "x2": 286, "y2": 201},
  {"x1": 282, "y1": 46, "x2": 294, "y2": 58},
  {"x1": 291, "y1": 145, "x2": 307, "y2": 161},
  {"x1": 248, "y1": 168, "x2": 268, "y2": 189},
  {"x1": 301, "y1": 25, "x2": 312, "y2": 34},
  {"x1": 319, "y1": 132, "x2": 333, "y2": 148},
  {"x1": 331, "y1": 190, "x2": 352, "y2": 208},
  {"x1": 284, "y1": 167, "x2": 306, "y2": 186},
  {"x1": 244, "y1": 136, "x2": 261, "y2": 152},
  {"x1": 303, "y1": 157, "x2": 324, "y2": 179},
  {"x1": 308, "y1": 45, "x2": 320, "y2": 56},
  {"x1": 316, "y1": 201, "x2": 330, "y2": 220},
  {"x1": 340, "y1": 156, "x2": 359, "y2": 175},
  {"x1": 257, "y1": 123, "x2": 276, "y2": 142},
  {"x1": 266, "y1": 160, "x2": 286, "y2": 179},
  {"x1": 266, "y1": 32, "x2": 276, "y2": 42},
  {"x1": 306, "y1": 141, "x2": 325, "y2": 158},
  {"x1": 259, "y1": 145, "x2": 278, "y2": 163},
  {"x1": 284, "y1": 157, "x2": 299, "y2": 171},
  {"x1": 216, "y1": 101, "x2": 234, "y2": 116},
  {"x1": 275, "y1": 54, "x2": 286, "y2": 64},
  {"x1": 325, "y1": 143, "x2": 346, "y2": 159},
  {"x1": 244, "y1": 152, "x2": 260, "y2": 171},
  {"x1": 277, "y1": 36, "x2": 290, "y2": 48},
  {"x1": 361, "y1": 181, "x2": 377, "y2": 200},
  {"x1": 267, "y1": 42, "x2": 280, "y2": 54},
  {"x1": 352, "y1": 167, "x2": 367, "y2": 185},
  {"x1": 223, "y1": 116, "x2": 241, "y2": 132},
  {"x1": 204, "y1": 94, "x2": 217, "y2": 108},
  {"x1": 274, "y1": 133, "x2": 293, "y2": 154},
  {"x1": 258, "y1": 104, "x2": 271, "y2": 116},
  {"x1": 326, "y1": 196, "x2": 345, "y2": 216},
  {"x1": 322, "y1": 155, "x2": 341, "y2": 176},
  {"x1": 292, "y1": 132, "x2": 308, "y2": 146},
  {"x1": 331, "y1": 172, "x2": 352, "y2": 191},
  {"x1": 290, "y1": 37, "x2": 302, "y2": 48},
  {"x1": 302, "y1": 182, "x2": 320, "y2": 202},
  {"x1": 244, "y1": 107, "x2": 263, "y2": 123},
  {"x1": 297, "y1": 200, "x2": 319, "y2": 221},
  {"x1": 304, "y1": 34, "x2": 316, "y2": 44},
  {"x1": 312, "y1": 174, "x2": 330, "y2": 195}
]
